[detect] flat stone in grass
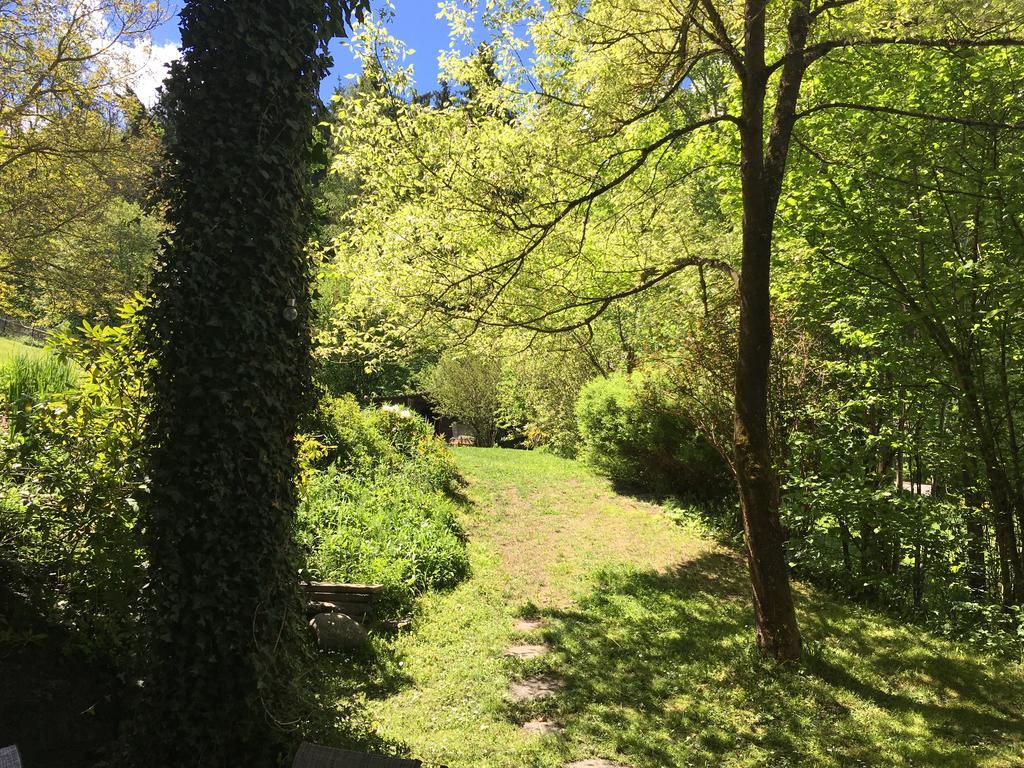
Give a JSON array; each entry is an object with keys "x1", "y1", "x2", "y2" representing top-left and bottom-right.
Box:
[
  {"x1": 508, "y1": 674, "x2": 564, "y2": 702},
  {"x1": 514, "y1": 618, "x2": 545, "y2": 632},
  {"x1": 504, "y1": 643, "x2": 548, "y2": 659},
  {"x1": 521, "y1": 717, "x2": 564, "y2": 735},
  {"x1": 566, "y1": 761, "x2": 634, "y2": 768}
]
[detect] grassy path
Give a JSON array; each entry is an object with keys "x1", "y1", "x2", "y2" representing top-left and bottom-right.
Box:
[{"x1": 352, "y1": 448, "x2": 1024, "y2": 768}]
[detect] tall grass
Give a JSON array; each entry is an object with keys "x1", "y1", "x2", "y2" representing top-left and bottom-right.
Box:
[
  {"x1": 1, "y1": 353, "x2": 78, "y2": 429},
  {"x1": 0, "y1": 336, "x2": 46, "y2": 363}
]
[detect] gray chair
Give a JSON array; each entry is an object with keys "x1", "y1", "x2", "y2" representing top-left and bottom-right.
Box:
[{"x1": 0, "y1": 745, "x2": 22, "y2": 768}]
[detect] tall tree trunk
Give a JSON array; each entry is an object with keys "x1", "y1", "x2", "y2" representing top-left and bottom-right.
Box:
[
  {"x1": 962, "y1": 435, "x2": 988, "y2": 595},
  {"x1": 965, "y1": 519, "x2": 988, "y2": 596},
  {"x1": 734, "y1": 212, "x2": 800, "y2": 660},
  {"x1": 134, "y1": 1, "x2": 364, "y2": 764},
  {"x1": 997, "y1": 321, "x2": 1024, "y2": 547},
  {"x1": 731, "y1": 0, "x2": 804, "y2": 661},
  {"x1": 960, "y1": 384, "x2": 1022, "y2": 603}
]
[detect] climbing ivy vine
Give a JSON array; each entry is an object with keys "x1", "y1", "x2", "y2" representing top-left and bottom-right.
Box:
[{"x1": 133, "y1": 1, "x2": 367, "y2": 765}]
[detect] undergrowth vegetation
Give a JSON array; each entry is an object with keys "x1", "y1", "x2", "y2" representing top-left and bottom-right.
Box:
[
  {"x1": 576, "y1": 371, "x2": 730, "y2": 499},
  {"x1": 1, "y1": 340, "x2": 469, "y2": 657},
  {"x1": 297, "y1": 396, "x2": 468, "y2": 613},
  {"x1": 0, "y1": 303, "x2": 148, "y2": 661}
]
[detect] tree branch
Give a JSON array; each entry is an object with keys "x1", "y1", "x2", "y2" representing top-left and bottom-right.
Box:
[
  {"x1": 796, "y1": 102, "x2": 1024, "y2": 130},
  {"x1": 805, "y1": 35, "x2": 1024, "y2": 64}
]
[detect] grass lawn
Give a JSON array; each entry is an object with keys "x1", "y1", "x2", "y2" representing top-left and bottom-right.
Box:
[
  {"x1": 0, "y1": 336, "x2": 46, "y2": 363},
  {"x1": 315, "y1": 448, "x2": 1024, "y2": 768}
]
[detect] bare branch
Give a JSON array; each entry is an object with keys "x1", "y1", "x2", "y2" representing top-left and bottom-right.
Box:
[
  {"x1": 442, "y1": 255, "x2": 738, "y2": 335},
  {"x1": 698, "y1": 0, "x2": 745, "y2": 75}
]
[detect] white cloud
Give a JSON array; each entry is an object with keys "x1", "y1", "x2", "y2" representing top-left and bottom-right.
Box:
[{"x1": 121, "y1": 39, "x2": 180, "y2": 108}]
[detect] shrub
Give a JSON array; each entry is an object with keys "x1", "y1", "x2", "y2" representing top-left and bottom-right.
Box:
[
  {"x1": 302, "y1": 394, "x2": 393, "y2": 472},
  {"x1": 295, "y1": 396, "x2": 467, "y2": 614},
  {"x1": 496, "y1": 352, "x2": 587, "y2": 458},
  {"x1": 373, "y1": 404, "x2": 461, "y2": 493},
  {"x1": 576, "y1": 370, "x2": 729, "y2": 497},
  {"x1": 0, "y1": 300, "x2": 149, "y2": 661},
  {"x1": 296, "y1": 469, "x2": 469, "y2": 614},
  {"x1": 301, "y1": 394, "x2": 460, "y2": 494},
  {"x1": 423, "y1": 352, "x2": 502, "y2": 447}
]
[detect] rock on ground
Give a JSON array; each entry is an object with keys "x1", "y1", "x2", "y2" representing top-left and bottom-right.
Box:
[
  {"x1": 504, "y1": 643, "x2": 549, "y2": 659},
  {"x1": 508, "y1": 675, "x2": 564, "y2": 702},
  {"x1": 521, "y1": 717, "x2": 564, "y2": 734},
  {"x1": 309, "y1": 612, "x2": 367, "y2": 651}
]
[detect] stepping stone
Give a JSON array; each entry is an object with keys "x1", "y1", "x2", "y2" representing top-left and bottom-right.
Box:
[
  {"x1": 504, "y1": 643, "x2": 548, "y2": 659},
  {"x1": 515, "y1": 618, "x2": 545, "y2": 632},
  {"x1": 522, "y1": 716, "x2": 564, "y2": 735},
  {"x1": 566, "y1": 761, "x2": 634, "y2": 768},
  {"x1": 508, "y1": 674, "x2": 564, "y2": 702}
]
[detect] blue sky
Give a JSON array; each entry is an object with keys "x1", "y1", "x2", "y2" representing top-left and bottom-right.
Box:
[{"x1": 150, "y1": 2, "x2": 458, "y2": 101}]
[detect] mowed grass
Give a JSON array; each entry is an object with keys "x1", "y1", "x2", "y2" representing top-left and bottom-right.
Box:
[
  {"x1": 318, "y1": 448, "x2": 1024, "y2": 768},
  {"x1": 0, "y1": 336, "x2": 45, "y2": 363}
]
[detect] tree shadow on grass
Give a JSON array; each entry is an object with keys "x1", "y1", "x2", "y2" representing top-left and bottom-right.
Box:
[
  {"x1": 301, "y1": 635, "x2": 416, "y2": 757},
  {"x1": 527, "y1": 551, "x2": 1024, "y2": 767}
]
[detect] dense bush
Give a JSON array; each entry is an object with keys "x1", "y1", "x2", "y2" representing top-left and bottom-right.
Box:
[
  {"x1": 301, "y1": 394, "x2": 461, "y2": 494},
  {"x1": 296, "y1": 398, "x2": 467, "y2": 613},
  {"x1": 302, "y1": 394, "x2": 393, "y2": 472},
  {"x1": 496, "y1": 350, "x2": 588, "y2": 458},
  {"x1": 423, "y1": 352, "x2": 502, "y2": 447},
  {"x1": 576, "y1": 371, "x2": 729, "y2": 498},
  {"x1": 0, "y1": 301, "x2": 149, "y2": 660}
]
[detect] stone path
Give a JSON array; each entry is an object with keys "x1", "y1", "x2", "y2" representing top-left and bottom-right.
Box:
[
  {"x1": 505, "y1": 621, "x2": 633, "y2": 767},
  {"x1": 504, "y1": 643, "x2": 548, "y2": 659},
  {"x1": 514, "y1": 618, "x2": 545, "y2": 632},
  {"x1": 521, "y1": 717, "x2": 564, "y2": 735},
  {"x1": 508, "y1": 674, "x2": 564, "y2": 703}
]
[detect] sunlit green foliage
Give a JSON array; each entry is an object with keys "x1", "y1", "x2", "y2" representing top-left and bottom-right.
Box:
[
  {"x1": 0, "y1": 298, "x2": 150, "y2": 661},
  {"x1": 576, "y1": 370, "x2": 730, "y2": 497},
  {"x1": 296, "y1": 394, "x2": 468, "y2": 613},
  {"x1": 424, "y1": 352, "x2": 504, "y2": 447},
  {"x1": 316, "y1": 0, "x2": 1024, "y2": 652},
  {"x1": 298, "y1": 469, "x2": 468, "y2": 613},
  {"x1": 0, "y1": 0, "x2": 165, "y2": 326}
]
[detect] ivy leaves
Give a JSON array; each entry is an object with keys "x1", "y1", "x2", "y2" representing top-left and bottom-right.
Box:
[{"x1": 135, "y1": 2, "x2": 368, "y2": 765}]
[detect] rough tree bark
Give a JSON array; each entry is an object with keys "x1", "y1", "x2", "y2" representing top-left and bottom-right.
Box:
[{"x1": 730, "y1": 0, "x2": 811, "y2": 661}]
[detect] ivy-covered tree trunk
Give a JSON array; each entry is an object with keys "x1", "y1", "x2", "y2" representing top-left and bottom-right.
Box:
[{"x1": 135, "y1": 2, "x2": 364, "y2": 765}]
